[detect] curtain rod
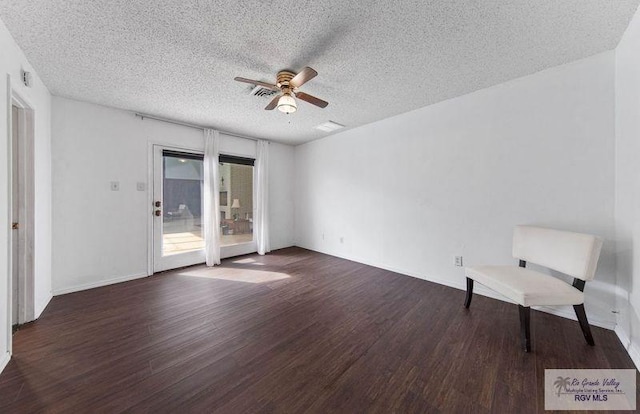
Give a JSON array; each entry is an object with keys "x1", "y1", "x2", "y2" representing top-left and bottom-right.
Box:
[{"x1": 134, "y1": 112, "x2": 262, "y2": 142}]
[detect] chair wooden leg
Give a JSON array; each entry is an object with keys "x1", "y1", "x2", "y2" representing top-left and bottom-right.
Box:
[
  {"x1": 573, "y1": 304, "x2": 595, "y2": 346},
  {"x1": 464, "y1": 278, "x2": 473, "y2": 308},
  {"x1": 518, "y1": 305, "x2": 531, "y2": 352}
]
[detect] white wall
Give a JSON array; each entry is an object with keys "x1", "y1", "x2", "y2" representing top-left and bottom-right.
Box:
[
  {"x1": 0, "y1": 18, "x2": 52, "y2": 372},
  {"x1": 269, "y1": 142, "x2": 295, "y2": 251},
  {"x1": 614, "y1": 5, "x2": 640, "y2": 369},
  {"x1": 52, "y1": 97, "x2": 294, "y2": 294},
  {"x1": 295, "y1": 51, "x2": 617, "y2": 328}
]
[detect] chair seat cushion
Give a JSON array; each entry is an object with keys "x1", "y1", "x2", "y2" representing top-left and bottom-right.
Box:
[{"x1": 465, "y1": 265, "x2": 584, "y2": 307}]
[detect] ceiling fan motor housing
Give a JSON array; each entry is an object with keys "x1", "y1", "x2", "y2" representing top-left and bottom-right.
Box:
[{"x1": 276, "y1": 71, "x2": 296, "y2": 89}]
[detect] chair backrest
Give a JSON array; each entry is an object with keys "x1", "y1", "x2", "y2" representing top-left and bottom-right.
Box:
[{"x1": 512, "y1": 225, "x2": 603, "y2": 281}]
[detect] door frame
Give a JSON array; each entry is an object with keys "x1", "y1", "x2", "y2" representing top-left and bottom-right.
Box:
[
  {"x1": 149, "y1": 143, "x2": 206, "y2": 273},
  {"x1": 6, "y1": 76, "x2": 36, "y2": 355}
]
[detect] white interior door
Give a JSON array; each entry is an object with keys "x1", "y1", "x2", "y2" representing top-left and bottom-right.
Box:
[
  {"x1": 153, "y1": 145, "x2": 206, "y2": 272},
  {"x1": 11, "y1": 105, "x2": 19, "y2": 326},
  {"x1": 8, "y1": 90, "x2": 35, "y2": 329}
]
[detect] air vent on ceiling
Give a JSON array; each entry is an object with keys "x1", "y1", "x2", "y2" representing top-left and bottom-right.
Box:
[
  {"x1": 250, "y1": 85, "x2": 278, "y2": 98},
  {"x1": 315, "y1": 121, "x2": 345, "y2": 132}
]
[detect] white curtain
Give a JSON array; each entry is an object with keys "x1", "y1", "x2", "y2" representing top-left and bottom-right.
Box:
[
  {"x1": 203, "y1": 129, "x2": 221, "y2": 266},
  {"x1": 254, "y1": 140, "x2": 270, "y2": 255}
]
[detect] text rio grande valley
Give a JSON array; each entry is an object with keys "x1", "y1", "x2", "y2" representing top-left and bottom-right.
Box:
[{"x1": 565, "y1": 378, "x2": 623, "y2": 402}]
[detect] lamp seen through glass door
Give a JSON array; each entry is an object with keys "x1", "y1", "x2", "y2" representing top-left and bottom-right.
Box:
[{"x1": 231, "y1": 198, "x2": 241, "y2": 220}]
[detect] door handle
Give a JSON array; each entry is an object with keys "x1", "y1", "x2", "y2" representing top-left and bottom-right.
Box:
[
  {"x1": 154, "y1": 210, "x2": 161, "y2": 217},
  {"x1": 155, "y1": 201, "x2": 162, "y2": 207},
  {"x1": 12, "y1": 222, "x2": 19, "y2": 230}
]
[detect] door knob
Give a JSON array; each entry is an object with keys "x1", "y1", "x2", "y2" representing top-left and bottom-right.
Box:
[
  {"x1": 154, "y1": 210, "x2": 161, "y2": 217},
  {"x1": 155, "y1": 201, "x2": 162, "y2": 207}
]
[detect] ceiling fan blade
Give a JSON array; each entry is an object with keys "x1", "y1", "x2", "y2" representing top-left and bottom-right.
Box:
[
  {"x1": 265, "y1": 95, "x2": 280, "y2": 110},
  {"x1": 234, "y1": 77, "x2": 279, "y2": 91},
  {"x1": 296, "y1": 91, "x2": 328, "y2": 108},
  {"x1": 290, "y1": 67, "x2": 318, "y2": 88}
]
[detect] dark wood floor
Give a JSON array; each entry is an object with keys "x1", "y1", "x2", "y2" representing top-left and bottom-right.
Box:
[{"x1": 0, "y1": 247, "x2": 637, "y2": 413}]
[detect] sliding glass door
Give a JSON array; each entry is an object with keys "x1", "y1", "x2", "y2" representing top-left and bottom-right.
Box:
[{"x1": 152, "y1": 147, "x2": 257, "y2": 272}]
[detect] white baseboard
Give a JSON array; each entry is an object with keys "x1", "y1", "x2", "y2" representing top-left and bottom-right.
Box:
[
  {"x1": 297, "y1": 245, "x2": 616, "y2": 330},
  {"x1": 615, "y1": 325, "x2": 640, "y2": 371},
  {"x1": 0, "y1": 351, "x2": 10, "y2": 375},
  {"x1": 53, "y1": 272, "x2": 148, "y2": 296}
]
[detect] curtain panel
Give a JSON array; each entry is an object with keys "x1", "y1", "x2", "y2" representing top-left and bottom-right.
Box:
[
  {"x1": 203, "y1": 129, "x2": 221, "y2": 266},
  {"x1": 254, "y1": 140, "x2": 270, "y2": 255}
]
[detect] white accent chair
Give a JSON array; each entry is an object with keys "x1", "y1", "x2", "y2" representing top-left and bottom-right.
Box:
[{"x1": 464, "y1": 225, "x2": 603, "y2": 352}]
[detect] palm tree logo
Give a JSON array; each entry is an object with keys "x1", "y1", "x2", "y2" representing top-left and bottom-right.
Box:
[{"x1": 554, "y1": 376, "x2": 571, "y2": 396}]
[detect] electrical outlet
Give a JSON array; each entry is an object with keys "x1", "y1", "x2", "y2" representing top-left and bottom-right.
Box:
[
  {"x1": 454, "y1": 256, "x2": 463, "y2": 267},
  {"x1": 110, "y1": 181, "x2": 120, "y2": 191}
]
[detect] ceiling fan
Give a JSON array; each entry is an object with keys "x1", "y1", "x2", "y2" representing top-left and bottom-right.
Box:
[{"x1": 234, "y1": 67, "x2": 328, "y2": 114}]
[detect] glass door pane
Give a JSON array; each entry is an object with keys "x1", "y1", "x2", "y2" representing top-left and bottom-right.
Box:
[
  {"x1": 162, "y1": 153, "x2": 205, "y2": 256},
  {"x1": 219, "y1": 161, "x2": 253, "y2": 246}
]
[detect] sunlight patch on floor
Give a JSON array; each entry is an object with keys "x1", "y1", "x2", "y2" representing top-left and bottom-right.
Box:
[
  {"x1": 232, "y1": 258, "x2": 265, "y2": 266},
  {"x1": 178, "y1": 267, "x2": 290, "y2": 283}
]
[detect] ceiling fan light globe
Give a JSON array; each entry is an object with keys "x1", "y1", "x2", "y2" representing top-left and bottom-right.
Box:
[{"x1": 277, "y1": 94, "x2": 297, "y2": 114}]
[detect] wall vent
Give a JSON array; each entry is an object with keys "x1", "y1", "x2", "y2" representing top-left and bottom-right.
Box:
[
  {"x1": 250, "y1": 85, "x2": 278, "y2": 98},
  {"x1": 21, "y1": 69, "x2": 32, "y2": 87}
]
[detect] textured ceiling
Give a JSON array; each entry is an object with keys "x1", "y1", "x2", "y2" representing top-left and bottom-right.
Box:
[{"x1": 0, "y1": 1, "x2": 638, "y2": 145}]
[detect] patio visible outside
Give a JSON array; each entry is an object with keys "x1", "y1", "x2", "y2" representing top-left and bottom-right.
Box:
[{"x1": 163, "y1": 225, "x2": 253, "y2": 256}]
